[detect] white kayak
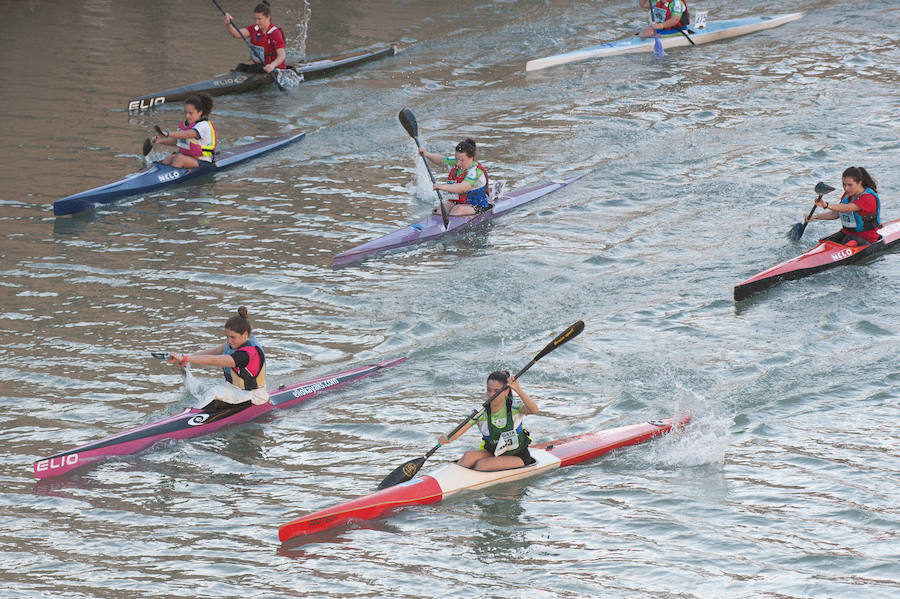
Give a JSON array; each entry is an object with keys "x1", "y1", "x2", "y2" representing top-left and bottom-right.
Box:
[{"x1": 525, "y1": 12, "x2": 803, "y2": 71}]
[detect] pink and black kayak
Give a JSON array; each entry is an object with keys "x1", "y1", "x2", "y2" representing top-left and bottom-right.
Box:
[
  {"x1": 278, "y1": 416, "x2": 689, "y2": 543},
  {"x1": 33, "y1": 356, "x2": 405, "y2": 479},
  {"x1": 734, "y1": 218, "x2": 900, "y2": 301},
  {"x1": 332, "y1": 175, "x2": 584, "y2": 266}
]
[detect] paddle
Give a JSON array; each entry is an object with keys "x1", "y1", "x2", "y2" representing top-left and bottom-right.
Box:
[
  {"x1": 653, "y1": 31, "x2": 665, "y2": 57},
  {"x1": 151, "y1": 352, "x2": 168, "y2": 360},
  {"x1": 377, "y1": 320, "x2": 585, "y2": 490},
  {"x1": 398, "y1": 108, "x2": 450, "y2": 230},
  {"x1": 789, "y1": 181, "x2": 836, "y2": 241},
  {"x1": 210, "y1": 0, "x2": 286, "y2": 91},
  {"x1": 143, "y1": 126, "x2": 169, "y2": 158}
]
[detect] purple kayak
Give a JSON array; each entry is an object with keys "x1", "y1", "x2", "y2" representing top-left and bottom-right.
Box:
[
  {"x1": 332, "y1": 175, "x2": 584, "y2": 266},
  {"x1": 33, "y1": 356, "x2": 405, "y2": 479}
]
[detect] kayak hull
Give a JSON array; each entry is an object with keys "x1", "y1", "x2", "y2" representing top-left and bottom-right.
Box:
[
  {"x1": 53, "y1": 132, "x2": 305, "y2": 215},
  {"x1": 33, "y1": 356, "x2": 405, "y2": 479},
  {"x1": 734, "y1": 218, "x2": 900, "y2": 301},
  {"x1": 278, "y1": 416, "x2": 689, "y2": 543},
  {"x1": 332, "y1": 175, "x2": 584, "y2": 266},
  {"x1": 127, "y1": 45, "x2": 398, "y2": 111},
  {"x1": 525, "y1": 13, "x2": 802, "y2": 71}
]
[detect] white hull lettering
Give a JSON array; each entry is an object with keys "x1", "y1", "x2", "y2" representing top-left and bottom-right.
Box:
[
  {"x1": 158, "y1": 171, "x2": 182, "y2": 183},
  {"x1": 128, "y1": 97, "x2": 167, "y2": 112},
  {"x1": 35, "y1": 453, "x2": 79, "y2": 472},
  {"x1": 292, "y1": 377, "x2": 341, "y2": 398},
  {"x1": 831, "y1": 249, "x2": 854, "y2": 261}
]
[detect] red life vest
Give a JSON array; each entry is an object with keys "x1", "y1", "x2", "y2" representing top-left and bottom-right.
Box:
[
  {"x1": 249, "y1": 24, "x2": 287, "y2": 69},
  {"x1": 448, "y1": 160, "x2": 490, "y2": 206},
  {"x1": 653, "y1": 0, "x2": 690, "y2": 27}
]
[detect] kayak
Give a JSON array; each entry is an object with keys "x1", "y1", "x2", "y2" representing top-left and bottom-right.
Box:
[
  {"x1": 33, "y1": 356, "x2": 405, "y2": 479},
  {"x1": 525, "y1": 12, "x2": 802, "y2": 71},
  {"x1": 278, "y1": 416, "x2": 689, "y2": 543},
  {"x1": 734, "y1": 218, "x2": 900, "y2": 301},
  {"x1": 127, "y1": 45, "x2": 399, "y2": 111},
  {"x1": 52, "y1": 131, "x2": 305, "y2": 216},
  {"x1": 332, "y1": 175, "x2": 584, "y2": 266}
]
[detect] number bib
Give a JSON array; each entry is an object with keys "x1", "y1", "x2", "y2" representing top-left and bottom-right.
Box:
[{"x1": 494, "y1": 429, "x2": 520, "y2": 456}]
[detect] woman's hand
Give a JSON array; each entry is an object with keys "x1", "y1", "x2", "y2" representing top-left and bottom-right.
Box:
[
  {"x1": 814, "y1": 197, "x2": 830, "y2": 210},
  {"x1": 438, "y1": 434, "x2": 450, "y2": 445},
  {"x1": 507, "y1": 375, "x2": 523, "y2": 394}
]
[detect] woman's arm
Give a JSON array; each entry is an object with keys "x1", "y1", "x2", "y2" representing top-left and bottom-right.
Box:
[
  {"x1": 434, "y1": 180, "x2": 473, "y2": 194},
  {"x1": 418, "y1": 147, "x2": 445, "y2": 168},
  {"x1": 264, "y1": 47, "x2": 287, "y2": 73},
  {"x1": 224, "y1": 13, "x2": 249, "y2": 39},
  {"x1": 509, "y1": 376, "x2": 539, "y2": 415},
  {"x1": 438, "y1": 417, "x2": 475, "y2": 445}
]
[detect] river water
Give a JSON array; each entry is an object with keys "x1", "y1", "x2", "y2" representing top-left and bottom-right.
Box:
[{"x1": 1, "y1": 0, "x2": 898, "y2": 597}]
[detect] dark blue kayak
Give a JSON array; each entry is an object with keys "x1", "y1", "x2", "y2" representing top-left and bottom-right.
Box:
[{"x1": 53, "y1": 132, "x2": 305, "y2": 216}]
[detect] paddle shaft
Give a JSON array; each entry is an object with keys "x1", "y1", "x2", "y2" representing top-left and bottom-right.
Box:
[
  {"x1": 399, "y1": 109, "x2": 450, "y2": 228},
  {"x1": 794, "y1": 193, "x2": 826, "y2": 239},
  {"x1": 211, "y1": 0, "x2": 264, "y2": 64}
]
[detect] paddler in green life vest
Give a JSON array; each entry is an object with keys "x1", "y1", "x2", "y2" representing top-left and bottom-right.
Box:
[
  {"x1": 438, "y1": 371, "x2": 539, "y2": 471},
  {"x1": 419, "y1": 138, "x2": 492, "y2": 217},
  {"x1": 638, "y1": 0, "x2": 690, "y2": 38}
]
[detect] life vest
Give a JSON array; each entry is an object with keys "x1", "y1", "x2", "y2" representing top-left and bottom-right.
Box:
[
  {"x1": 223, "y1": 337, "x2": 266, "y2": 391},
  {"x1": 652, "y1": 0, "x2": 690, "y2": 27},
  {"x1": 176, "y1": 119, "x2": 216, "y2": 160},
  {"x1": 480, "y1": 397, "x2": 531, "y2": 457},
  {"x1": 839, "y1": 188, "x2": 880, "y2": 232},
  {"x1": 249, "y1": 23, "x2": 287, "y2": 69},
  {"x1": 448, "y1": 160, "x2": 490, "y2": 207}
]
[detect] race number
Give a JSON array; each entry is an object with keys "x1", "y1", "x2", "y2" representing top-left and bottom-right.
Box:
[{"x1": 494, "y1": 429, "x2": 520, "y2": 456}]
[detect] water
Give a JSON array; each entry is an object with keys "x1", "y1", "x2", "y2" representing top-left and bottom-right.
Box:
[{"x1": 1, "y1": 0, "x2": 899, "y2": 597}]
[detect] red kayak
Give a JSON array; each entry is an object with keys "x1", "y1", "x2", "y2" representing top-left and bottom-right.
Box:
[
  {"x1": 734, "y1": 218, "x2": 900, "y2": 301},
  {"x1": 278, "y1": 416, "x2": 689, "y2": 543}
]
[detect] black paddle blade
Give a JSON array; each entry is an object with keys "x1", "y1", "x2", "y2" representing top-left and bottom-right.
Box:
[
  {"x1": 377, "y1": 456, "x2": 426, "y2": 489},
  {"x1": 142, "y1": 138, "x2": 153, "y2": 156},
  {"x1": 534, "y1": 320, "x2": 585, "y2": 361},
  {"x1": 154, "y1": 125, "x2": 165, "y2": 136},
  {"x1": 789, "y1": 222, "x2": 806, "y2": 241},
  {"x1": 398, "y1": 108, "x2": 418, "y2": 139},
  {"x1": 814, "y1": 181, "x2": 835, "y2": 195},
  {"x1": 150, "y1": 352, "x2": 168, "y2": 360}
]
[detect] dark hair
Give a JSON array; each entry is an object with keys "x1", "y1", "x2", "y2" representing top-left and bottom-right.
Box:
[
  {"x1": 254, "y1": 0, "x2": 271, "y2": 16},
  {"x1": 184, "y1": 93, "x2": 214, "y2": 117},
  {"x1": 455, "y1": 138, "x2": 477, "y2": 158},
  {"x1": 225, "y1": 306, "x2": 252, "y2": 334},
  {"x1": 842, "y1": 166, "x2": 877, "y2": 192},
  {"x1": 487, "y1": 370, "x2": 510, "y2": 385}
]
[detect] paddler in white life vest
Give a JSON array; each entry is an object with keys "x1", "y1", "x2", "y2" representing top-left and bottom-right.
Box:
[
  {"x1": 638, "y1": 0, "x2": 690, "y2": 38},
  {"x1": 805, "y1": 166, "x2": 882, "y2": 246},
  {"x1": 150, "y1": 93, "x2": 217, "y2": 169},
  {"x1": 419, "y1": 138, "x2": 491, "y2": 217},
  {"x1": 224, "y1": 0, "x2": 287, "y2": 74},
  {"x1": 438, "y1": 371, "x2": 539, "y2": 472},
  {"x1": 165, "y1": 306, "x2": 268, "y2": 409}
]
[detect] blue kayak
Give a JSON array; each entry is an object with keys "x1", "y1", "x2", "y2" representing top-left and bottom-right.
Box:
[
  {"x1": 525, "y1": 13, "x2": 802, "y2": 71},
  {"x1": 53, "y1": 131, "x2": 305, "y2": 215}
]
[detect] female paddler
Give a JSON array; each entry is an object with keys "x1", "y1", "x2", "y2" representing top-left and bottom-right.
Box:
[
  {"x1": 419, "y1": 138, "x2": 491, "y2": 217},
  {"x1": 165, "y1": 307, "x2": 267, "y2": 409},
  {"x1": 638, "y1": 0, "x2": 690, "y2": 38},
  {"x1": 805, "y1": 167, "x2": 881, "y2": 245},
  {"x1": 437, "y1": 371, "x2": 539, "y2": 471},
  {"x1": 150, "y1": 93, "x2": 216, "y2": 169},
  {"x1": 224, "y1": 0, "x2": 287, "y2": 74}
]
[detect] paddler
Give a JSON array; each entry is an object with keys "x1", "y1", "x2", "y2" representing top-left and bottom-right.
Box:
[
  {"x1": 150, "y1": 93, "x2": 216, "y2": 169},
  {"x1": 224, "y1": 0, "x2": 287, "y2": 74},
  {"x1": 419, "y1": 138, "x2": 491, "y2": 217},
  {"x1": 165, "y1": 306, "x2": 268, "y2": 409},
  {"x1": 638, "y1": 0, "x2": 690, "y2": 38},
  {"x1": 805, "y1": 167, "x2": 881, "y2": 245},
  {"x1": 437, "y1": 371, "x2": 539, "y2": 471}
]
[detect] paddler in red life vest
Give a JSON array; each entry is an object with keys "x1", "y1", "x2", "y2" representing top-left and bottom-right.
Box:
[
  {"x1": 165, "y1": 307, "x2": 268, "y2": 409},
  {"x1": 224, "y1": 0, "x2": 287, "y2": 74},
  {"x1": 805, "y1": 166, "x2": 882, "y2": 246},
  {"x1": 437, "y1": 371, "x2": 539, "y2": 472},
  {"x1": 638, "y1": 0, "x2": 690, "y2": 38},
  {"x1": 419, "y1": 138, "x2": 491, "y2": 217},
  {"x1": 150, "y1": 93, "x2": 217, "y2": 169}
]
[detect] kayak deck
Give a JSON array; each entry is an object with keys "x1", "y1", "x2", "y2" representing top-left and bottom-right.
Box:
[
  {"x1": 33, "y1": 356, "x2": 405, "y2": 479},
  {"x1": 52, "y1": 131, "x2": 305, "y2": 216},
  {"x1": 734, "y1": 218, "x2": 900, "y2": 301},
  {"x1": 332, "y1": 174, "x2": 584, "y2": 266},
  {"x1": 128, "y1": 45, "x2": 399, "y2": 111},
  {"x1": 525, "y1": 13, "x2": 802, "y2": 71},
  {"x1": 278, "y1": 416, "x2": 689, "y2": 543}
]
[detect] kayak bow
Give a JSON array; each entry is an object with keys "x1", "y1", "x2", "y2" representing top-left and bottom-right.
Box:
[
  {"x1": 525, "y1": 13, "x2": 802, "y2": 71},
  {"x1": 33, "y1": 356, "x2": 405, "y2": 479},
  {"x1": 127, "y1": 45, "x2": 399, "y2": 111},
  {"x1": 332, "y1": 175, "x2": 584, "y2": 266},
  {"x1": 734, "y1": 218, "x2": 900, "y2": 300},
  {"x1": 53, "y1": 132, "x2": 305, "y2": 215},
  {"x1": 278, "y1": 416, "x2": 689, "y2": 543}
]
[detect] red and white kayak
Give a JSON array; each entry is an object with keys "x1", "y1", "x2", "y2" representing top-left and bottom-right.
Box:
[
  {"x1": 734, "y1": 218, "x2": 900, "y2": 301},
  {"x1": 278, "y1": 416, "x2": 689, "y2": 543}
]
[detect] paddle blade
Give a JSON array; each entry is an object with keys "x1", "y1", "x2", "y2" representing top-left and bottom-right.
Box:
[
  {"x1": 814, "y1": 181, "x2": 835, "y2": 195},
  {"x1": 653, "y1": 32, "x2": 665, "y2": 57},
  {"x1": 151, "y1": 352, "x2": 168, "y2": 360},
  {"x1": 154, "y1": 125, "x2": 165, "y2": 136},
  {"x1": 142, "y1": 138, "x2": 153, "y2": 156},
  {"x1": 534, "y1": 320, "x2": 585, "y2": 361},
  {"x1": 377, "y1": 456, "x2": 425, "y2": 489},
  {"x1": 398, "y1": 108, "x2": 419, "y2": 140},
  {"x1": 789, "y1": 222, "x2": 806, "y2": 241}
]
